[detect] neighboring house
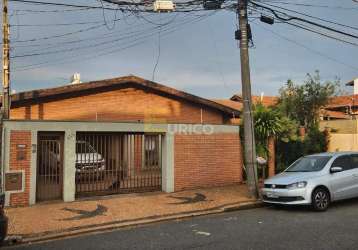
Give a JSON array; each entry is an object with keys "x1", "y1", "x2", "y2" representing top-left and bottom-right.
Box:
[
  {"x1": 2, "y1": 75, "x2": 243, "y2": 207},
  {"x1": 229, "y1": 93, "x2": 278, "y2": 107},
  {"x1": 212, "y1": 93, "x2": 278, "y2": 123},
  {"x1": 321, "y1": 78, "x2": 358, "y2": 120},
  {"x1": 320, "y1": 78, "x2": 358, "y2": 152}
]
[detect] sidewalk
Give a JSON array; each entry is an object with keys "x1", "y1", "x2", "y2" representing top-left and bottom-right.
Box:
[{"x1": 5, "y1": 184, "x2": 260, "y2": 244}]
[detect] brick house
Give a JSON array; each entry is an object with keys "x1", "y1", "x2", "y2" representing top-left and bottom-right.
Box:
[{"x1": 2, "y1": 75, "x2": 243, "y2": 207}]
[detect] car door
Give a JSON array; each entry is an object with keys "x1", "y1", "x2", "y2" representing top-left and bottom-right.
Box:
[
  {"x1": 329, "y1": 155, "x2": 357, "y2": 201},
  {"x1": 349, "y1": 154, "x2": 358, "y2": 197}
]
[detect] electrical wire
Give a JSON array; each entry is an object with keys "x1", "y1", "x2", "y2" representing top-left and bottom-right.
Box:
[
  {"x1": 247, "y1": 6, "x2": 358, "y2": 47},
  {"x1": 9, "y1": 0, "x2": 129, "y2": 10},
  {"x1": 266, "y1": 1, "x2": 358, "y2": 11},
  {"x1": 256, "y1": 1, "x2": 358, "y2": 32},
  {"x1": 252, "y1": 21, "x2": 358, "y2": 71},
  {"x1": 10, "y1": 7, "x2": 93, "y2": 14},
  {"x1": 11, "y1": 15, "x2": 179, "y2": 58},
  {"x1": 152, "y1": 14, "x2": 162, "y2": 81},
  {"x1": 249, "y1": 0, "x2": 358, "y2": 39},
  {"x1": 284, "y1": 21, "x2": 358, "y2": 47},
  {"x1": 13, "y1": 11, "x2": 217, "y2": 71},
  {"x1": 11, "y1": 23, "x2": 110, "y2": 43}
]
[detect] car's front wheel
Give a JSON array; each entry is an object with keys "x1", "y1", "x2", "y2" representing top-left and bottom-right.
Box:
[{"x1": 311, "y1": 187, "x2": 330, "y2": 211}]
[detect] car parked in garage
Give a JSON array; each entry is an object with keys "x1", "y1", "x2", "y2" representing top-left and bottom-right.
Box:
[{"x1": 262, "y1": 152, "x2": 358, "y2": 211}]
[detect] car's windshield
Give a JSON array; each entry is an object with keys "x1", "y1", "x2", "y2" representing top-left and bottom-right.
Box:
[{"x1": 285, "y1": 155, "x2": 332, "y2": 172}]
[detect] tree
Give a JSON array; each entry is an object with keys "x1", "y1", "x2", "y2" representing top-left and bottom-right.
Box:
[
  {"x1": 277, "y1": 71, "x2": 339, "y2": 129},
  {"x1": 274, "y1": 71, "x2": 338, "y2": 173}
]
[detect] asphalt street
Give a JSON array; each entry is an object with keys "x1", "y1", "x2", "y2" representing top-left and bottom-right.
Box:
[{"x1": 7, "y1": 198, "x2": 358, "y2": 250}]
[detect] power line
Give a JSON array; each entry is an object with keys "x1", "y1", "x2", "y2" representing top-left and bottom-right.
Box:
[
  {"x1": 11, "y1": 15, "x2": 179, "y2": 58},
  {"x1": 11, "y1": 20, "x2": 113, "y2": 27},
  {"x1": 10, "y1": 7, "x2": 93, "y2": 13},
  {"x1": 266, "y1": 1, "x2": 358, "y2": 11},
  {"x1": 252, "y1": 21, "x2": 358, "y2": 72},
  {"x1": 249, "y1": 0, "x2": 358, "y2": 39},
  {"x1": 10, "y1": 13, "x2": 181, "y2": 55},
  {"x1": 11, "y1": 21, "x2": 123, "y2": 44},
  {"x1": 152, "y1": 15, "x2": 162, "y2": 81},
  {"x1": 256, "y1": 1, "x2": 358, "y2": 32},
  {"x1": 13, "y1": 11, "x2": 217, "y2": 71},
  {"x1": 8, "y1": 0, "x2": 128, "y2": 10},
  {"x1": 284, "y1": 21, "x2": 358, "y2": 47},
  {"x1": 248, "y1": 6, "x2": 358, "y2": 47}
]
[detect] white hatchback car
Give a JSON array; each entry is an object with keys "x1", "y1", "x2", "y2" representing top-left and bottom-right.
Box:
[{"x1": 262, "y1": 152, "x2": 358, "y2": 211}]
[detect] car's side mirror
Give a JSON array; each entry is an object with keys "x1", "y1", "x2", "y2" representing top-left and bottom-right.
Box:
[{"x1": 330, "y1": 166, "x2": 343, "y2": 173}]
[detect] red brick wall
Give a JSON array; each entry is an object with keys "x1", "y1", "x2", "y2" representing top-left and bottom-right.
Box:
[
  {"x1": 9, "y1": 131, "x2": 32, "y2": 207},
  {"x1": 10, "y1": 87, "x2": 225, "y2": 124},
  {"x1": 174, "y1": 133, "x2": 243, "y2": 191}
]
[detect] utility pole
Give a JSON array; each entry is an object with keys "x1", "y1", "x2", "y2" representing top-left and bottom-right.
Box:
[
  {"x1": 2, "y1": 0, "x2": 10, "y2": 119},
  {"x1": 1, "y1": 0, "x2": 10, "y2": 193},
  {"x1": 237, "y1": 0, "x2": 259, "y2": 198}
]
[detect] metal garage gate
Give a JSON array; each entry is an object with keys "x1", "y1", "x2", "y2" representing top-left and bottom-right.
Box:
[{"x1": 75, "y1": 132, "x2": 162, "y2": 197}]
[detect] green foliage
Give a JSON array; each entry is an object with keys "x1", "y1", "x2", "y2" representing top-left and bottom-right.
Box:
[
  {"x1": 276, "y1": 116, "x2": 298, "y2": 143},
  {"x1": 277, "y1": 70, "x2": 339, "y2": 128},
  {"x1": 276, "y1": 126, "x2": 328, "y2": 172},
  {"x1": 240, "y1": 71, "x2": 337, "y2": 174},
  {"x1": 254, "y1": 104, "x2": 283, "y2": 141},
  {"x1": 273, "y1": 71, "x2": 338, "y2": 173}
]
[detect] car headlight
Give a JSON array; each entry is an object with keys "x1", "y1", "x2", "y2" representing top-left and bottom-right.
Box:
[{"x1": 287, "y1": 181, "x2": 307, "y2": 189}]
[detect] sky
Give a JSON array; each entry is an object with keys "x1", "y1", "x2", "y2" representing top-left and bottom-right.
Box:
[{"x1": 5, "y1": 0, "x2": 358, "y2": 99}]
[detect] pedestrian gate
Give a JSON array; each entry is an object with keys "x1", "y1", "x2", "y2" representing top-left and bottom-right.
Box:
[
  {"x1": 75, "y1": 133, "x2": 162, "y2": 197},
  {"x1": 36, "y1": 133, "x2": 64, "y2": 202}
]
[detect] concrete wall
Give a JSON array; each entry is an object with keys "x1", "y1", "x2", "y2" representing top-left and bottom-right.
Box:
[
  {"x1": 2, "y1": 120, "x2": 241, "y2": 207},
  {"x1": 320, "y1": 120, "x2": 358, "y2": 152}
]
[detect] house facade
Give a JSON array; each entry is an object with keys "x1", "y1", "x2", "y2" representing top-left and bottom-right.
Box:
[{"x1": 2, "y1": 76, "x2": 243, "y2": 207}]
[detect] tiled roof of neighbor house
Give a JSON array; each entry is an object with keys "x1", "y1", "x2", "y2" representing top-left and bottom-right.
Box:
[
  {"x1": 325, "y1": 95, "x2": 358, "y2": 109},
  {"x1": 320, "y1": 110, "x2": 349, "y2": 119},
  {"x1": 6, "y1": 75, "x2": 241, "y2": 116},
  {"x1": 211, "y1": 99, "x2": 242, "y2": 112},
  {"x1": 230, "y1": 94, "x2": 278, "y2": 107},
  {"x1": 212, "y1": 94, "x2": 278, "y2": 112}
]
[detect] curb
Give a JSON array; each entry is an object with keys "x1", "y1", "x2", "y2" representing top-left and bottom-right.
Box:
[{"x1": 6, "y1": 200, "x2": 263, "y2": 247}]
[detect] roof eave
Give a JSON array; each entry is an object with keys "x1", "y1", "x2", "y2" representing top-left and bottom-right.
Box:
[{"x1": 6, "y1": 75, "x2": 241, "y2": 117}]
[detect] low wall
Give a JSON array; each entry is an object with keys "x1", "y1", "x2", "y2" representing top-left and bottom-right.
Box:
[{"x1": 174, "y1": 133, "x2": 243, "y2": 191}]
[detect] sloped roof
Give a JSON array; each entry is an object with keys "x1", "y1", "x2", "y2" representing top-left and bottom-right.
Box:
[
  {"x1": 325, "y1": 95, "x2": 358, "y2": 110},
  {"x1": 211, "y1": 99, "x2": 242, "y2": 111},
  {"x1": 230, "y1": 94, "x2": 278, "y2": 107},
  {"x1": 320, "y1": 110, "x2": 349, "y2": 119},
  {"x1": 7, "y1": 75, "x2": 240, "y2": 117}
]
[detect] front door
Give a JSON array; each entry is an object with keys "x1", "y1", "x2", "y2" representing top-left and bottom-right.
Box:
[{"x1": 36, "y1": 132, "x2": 64, "y2": 202}]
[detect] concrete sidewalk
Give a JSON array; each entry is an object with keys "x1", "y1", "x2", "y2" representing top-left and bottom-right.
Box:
[{"x1": 5, "y1": 185, "x2": 259, "y2": 244}]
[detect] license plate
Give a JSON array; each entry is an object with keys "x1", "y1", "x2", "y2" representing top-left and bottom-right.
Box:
[{"x1": 266, "y1": 192, "x2": 279, "y2": 198}]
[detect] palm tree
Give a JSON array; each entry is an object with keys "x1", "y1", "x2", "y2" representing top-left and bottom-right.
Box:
[{"x1": 254, "y1": 104, "x2": 283, "y2": 178}]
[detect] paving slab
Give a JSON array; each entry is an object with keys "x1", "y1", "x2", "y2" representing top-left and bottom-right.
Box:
[{"x1": 5, "y1": 184, "x2": 259, "y2": 244}]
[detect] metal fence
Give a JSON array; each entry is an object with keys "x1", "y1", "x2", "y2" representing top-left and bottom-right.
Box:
[
  {"x1": 75, "y1": 132, "x2": 162, "y2": 197},
  {"x1": 36, "y1": 133, "x2": 64, "y2": 202}
]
